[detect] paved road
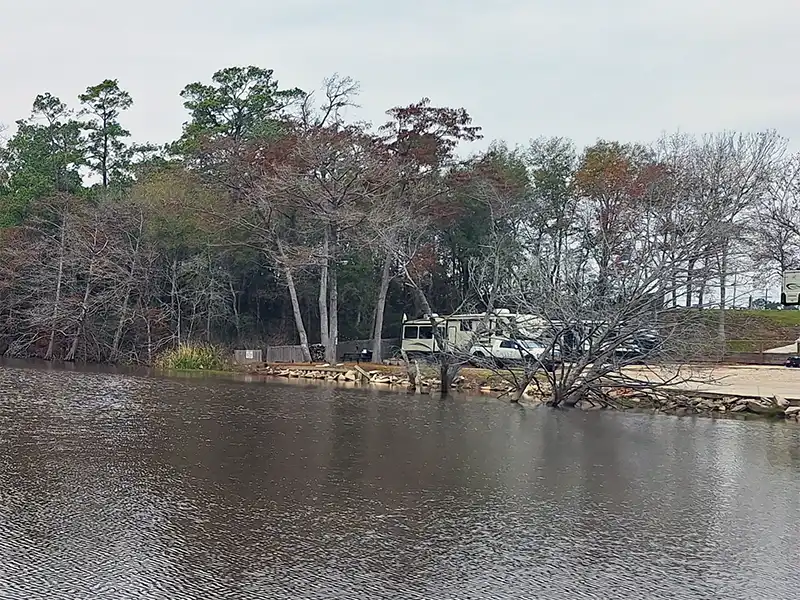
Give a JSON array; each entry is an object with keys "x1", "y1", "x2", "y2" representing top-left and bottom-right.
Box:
[
  {"x1": 626, "y1": 365, "x2": 800, "y2": 399},
  {"x1": 765, "y1": 342, "x2": 800, "y2": 354}
]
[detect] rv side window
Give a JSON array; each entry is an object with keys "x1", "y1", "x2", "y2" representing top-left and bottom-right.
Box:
[
  {"x1": 403, "y1": 326, "x2": 419, "y2": 340},
  {"x1": 419, "y1": 326, "x2": 433, "y2": 339},
  {"x1": 460, "y1": 320, "x2": 473, "y2": 332}
]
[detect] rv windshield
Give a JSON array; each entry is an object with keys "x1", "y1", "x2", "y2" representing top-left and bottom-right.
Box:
[{"x1": 518, "y1": 340, "x2": 544, "y2": 349}]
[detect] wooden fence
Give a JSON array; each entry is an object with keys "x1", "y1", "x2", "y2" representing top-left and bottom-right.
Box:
[
  {"x1": 694, "y1": 339, "x2": 798, "y2": 365},
  {"x1": 265, "y1": 338, "x2": 401, "y2": 364},
  {"x1": 233, "y1": 349, "x2": 263, "y2": 365},
  {"x1": 720, "y1": 352, "x2": 788, "y2": 366},
  {"x1": 265, "y1": 345, "x2": 309, "y2": 364}
]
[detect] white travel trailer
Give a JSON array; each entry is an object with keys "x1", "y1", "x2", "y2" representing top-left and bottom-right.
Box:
[
  {"x1": 782, "y1": 270, "x2": 800, "y2": 305},
  {"x1": 400, "y1": 310, "x2": 546, "y2": 356}
]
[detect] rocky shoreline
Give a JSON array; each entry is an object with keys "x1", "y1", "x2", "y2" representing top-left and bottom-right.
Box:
[
  {"x1": 252, "y1": 364, "x2": 800, "y2": 421},
  {"x1": 601, "y1": 388, "x2": 800, "y2": 419}
]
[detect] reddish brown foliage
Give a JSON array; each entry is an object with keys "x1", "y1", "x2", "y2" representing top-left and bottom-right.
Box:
[
  {"x1": 407, "y1": 242, "x2": 439, "y2": 282},
  {"x1": 380, "y1": 98, "x2": 482, "y2": 169},
  {"x1": 574, "y1": 141, "x2": 671, "y2": 235}
]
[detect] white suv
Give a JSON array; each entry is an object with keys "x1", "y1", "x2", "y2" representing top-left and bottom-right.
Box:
[{"x1": 469, "y1": 338, "x2": 557, "y2": 370}]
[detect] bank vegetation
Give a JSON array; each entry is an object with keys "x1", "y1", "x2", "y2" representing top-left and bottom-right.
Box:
[{"x1": 1, "y1": 67, "x2": 798, "y2": 405}]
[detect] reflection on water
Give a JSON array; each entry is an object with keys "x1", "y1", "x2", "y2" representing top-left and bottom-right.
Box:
[{"x1": 0, "y1": 361, "x2": 798, "y2": 599}]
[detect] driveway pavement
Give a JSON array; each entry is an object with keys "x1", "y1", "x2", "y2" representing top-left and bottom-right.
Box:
[{"x1": 625, "y1": 364, "x2": 800, "y2": 400}]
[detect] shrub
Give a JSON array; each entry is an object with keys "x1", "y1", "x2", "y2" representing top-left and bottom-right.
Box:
[{"x1": 155, "y1": 343, "x2": 228, "y2": 371}]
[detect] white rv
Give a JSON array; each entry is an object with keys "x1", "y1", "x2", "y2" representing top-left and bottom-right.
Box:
[{"x1": 400, "y1": 310, "x2": 546, "y2": 356}]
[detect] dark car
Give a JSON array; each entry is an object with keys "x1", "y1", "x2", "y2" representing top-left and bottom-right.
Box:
[
  {"x1": 785, "y1": 355, "x2": 800, "y2": 368},
  {"x1": 613, "y1": 330, "x2": 662, "y2": 363}
]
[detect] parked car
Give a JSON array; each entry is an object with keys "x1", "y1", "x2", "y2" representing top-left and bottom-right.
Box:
[
  {"x1": 469, "y1": 338, "x2": 559, "y2": 370},
  {"x1": 613, "y1": 329, "x2": 662, "y2": 363},
  {"x1": 785, "y1": 355, "x2": 800, "y2": 368}
]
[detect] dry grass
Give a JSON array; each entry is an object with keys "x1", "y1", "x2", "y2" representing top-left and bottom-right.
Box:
[{"x1": 156, "y1": 343, "x2": 228, "y2": 371}]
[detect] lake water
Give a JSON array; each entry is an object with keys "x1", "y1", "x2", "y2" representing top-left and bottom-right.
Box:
[{"x1": 1, "y1": 361, "x2": 798, "y2": 599}]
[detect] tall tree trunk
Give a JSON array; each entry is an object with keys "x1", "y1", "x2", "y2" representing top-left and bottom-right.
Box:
[
  {"x1": 685, "y1": 258, "x2": 697, "y2": 308},
  {"x1": 318, "y1": 228, "x2": 330, "y2": 354},
  {"x1": 45, "y1": 211, "x2": 68, "y2": 361},
  {"x1": 670, "y1": 273, "x2": 678, "y2": 308},
  {"x1": 205, "y1": 249, "x2": 213, "y2": 341},
  {"x1": 170, "y1": 259, "x2": 182, "y2": 345},
  {"x1": 229, "y1": 280, "x2": 240, "y2": 343},
  {"x1": 67, "y1": 227, "x2": 100, "y2": 362},
  {"x1": 66, "y1": 270, "x2": 93, "y2": 362},
  {"x1": 371, "y1": 249, "x2": 393, "y2": 361},
  {"x1": 110, "y1": 291, "x2": 131, "y2": 362},
  {"x1": 145, "y1": 313, "x2": 152, "y2": 364},
  {"x1": 596, "y1": 249, "x2": 610, "y2": 310},
  {"x1": 276, "y1": 240, "x2": 311, "y2": 362},
  {"x1": 110, "y1": 215, "x2": 143, "y2": 361},
  {"x1": 718, "y1": 246, "x2": 728, "y2": 346},
  {"x1": 406, "y1": 280, "x2": 454, "y2": 396},
  {"x1": 550, "y1": 229, "x2": 564, "y2": 287},
  {"x1": 286, "y1": 266, "x2": 312, "y2": 362},
  {"x1": 326, "y1": 226, "x2": 339, "y2": 364},
  {"x1": 102, "y1": 130, "x2": 109, "y2": 189}
]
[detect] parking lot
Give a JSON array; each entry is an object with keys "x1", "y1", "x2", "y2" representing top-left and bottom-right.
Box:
[{"x1": 625, "y1": 364, "x2": 800, "y2": 399}]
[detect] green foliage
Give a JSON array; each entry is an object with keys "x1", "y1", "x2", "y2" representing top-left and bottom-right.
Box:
[
  {"x1": 129, "y1": 142, "x2": 173, "y2": 178},
  {"x1": 435, "y1": 143, "x2": 532, "y2": 305},
  {"x1": 744, "y1": 309, "x2": 800, "y2": 327},
  {"x1": 155, "y1": 343, "x2": 228, "y2": 371},
  {"x1": 337, "y1": 251, "x2": 381, "y2": 339},
  {"x1": 79, "y1": 79, "x2": 133, "y2": 189},
  {"x1": 175, "y1": 66, "x2": 305, "y2": 154},
  {"x1": 0, "y1": 94, "x2": 85, "y2": 225},
  {"x1": 3, "y1": 63, "x2": 790, "y2": 375},
  {"x1": 0, "y1": 193, "x2": 29, "y2": 228},
  {"x1": 129, "y1": 165, "x2": 221, "y2": 254},
  {"x1": 526, "y1": 137, "x2": 577, "y2": 218}
]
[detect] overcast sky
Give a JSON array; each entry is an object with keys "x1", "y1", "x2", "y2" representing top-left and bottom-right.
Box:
[{"x1": 1, "y1": 0, "x2": 799, "y2": 152}]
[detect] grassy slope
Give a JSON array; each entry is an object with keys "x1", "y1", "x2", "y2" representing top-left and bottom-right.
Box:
[{"x1": 698, "y1": 310, "x2": 800, "y2": 351}]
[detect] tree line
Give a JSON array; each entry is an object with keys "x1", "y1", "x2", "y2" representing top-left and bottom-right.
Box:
[{"x1": 0, "y1": 65, "x2": 798, "y2": 365}]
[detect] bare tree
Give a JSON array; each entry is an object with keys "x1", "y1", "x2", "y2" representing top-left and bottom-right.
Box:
[
  {"x1": 223, "y1": 187, "x2": 315, "y2": 362},
  {"x1": 687, "y1": 131, "x2": 786, "y2": 338},
  {"x1": 399, "y1": 140, "x2": 726, "y2": 405},
  {"x1": 64, "y1": 204, "x2": 108, "y2": 361},
  {"x1": 19, "y1": 194, "x2": 79, "y2": 360},
  {"x1": 377, "y1": 164, "x2": 523, "y2": 396},
  {"x1": 467, "y1": 246, "x2": 717, "y2": 408},
  {"x1": 107, "y1": 203, "x2": 148, "y2": 361},
  {"x1": 299, "y1": 74, "x2": 360, "y2": 129},
  {"x1": 749, "y1": 152, "x2": 800, "y2": 277},
  {"x1": 259, "y1": 125, "x2": 400, "y2": 363}
]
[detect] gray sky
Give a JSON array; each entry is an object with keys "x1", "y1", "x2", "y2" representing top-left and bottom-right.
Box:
[{"x1": 2, "y1": 0, "x2": 799, "y2": 152}]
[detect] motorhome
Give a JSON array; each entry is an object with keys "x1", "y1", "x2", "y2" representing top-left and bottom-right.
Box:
[
  {"x1": 400, "y1": 311, "x2": 659, "y2": 364},
  {"x1": 400, "y1": 310, "x2": 546, "y2": 356}
]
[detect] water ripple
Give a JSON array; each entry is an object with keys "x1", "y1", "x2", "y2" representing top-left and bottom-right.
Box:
[{"x1": 1, "y1": 363, "x2": 798, "y2": 598}]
